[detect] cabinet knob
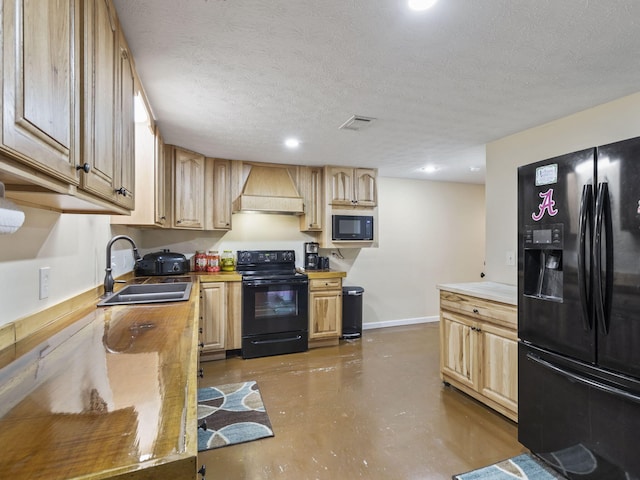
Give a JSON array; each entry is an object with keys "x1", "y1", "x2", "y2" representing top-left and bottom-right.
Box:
[
  {"x1": 115, "y1": 187, "x2": 129, "y2": 197},
  {"x1": 198, "y1": 465, "x2": 207, "y2": 478},
  {"x1": 472, "y1": 308, "x2": 479, "y2": 314},
  {"x1": 76, "y1": 163, "x2": 91, "y2": 173},
  {"x1": 199, "y1": 327, "x2": 203, "y2": 334},
  {"x1": 198, "y1": 368, "x2": 204, "y2": 378},
  {"x1": 176, "y1": 219, "x2": 182, "y2": 224},
  {"x1": 198, "y1": 420, "x2": 207, "y2": 431},
  {"x1": 199, "y1": 341, "x2": 205, "y2": 349}
]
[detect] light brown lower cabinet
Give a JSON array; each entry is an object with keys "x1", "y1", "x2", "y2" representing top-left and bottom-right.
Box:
[
  {"x1": 199, "y1": 280, "x2": 242, "y2": 361},
  {"x1": 200, "y1": 282, "x2": 226, "y2": 360},
  {"x1": 439, "y1": 290, "x2": 518, "y2": 422},
  {"x1": 309, "y1": 277, "x2": 342, "y2": 348}
]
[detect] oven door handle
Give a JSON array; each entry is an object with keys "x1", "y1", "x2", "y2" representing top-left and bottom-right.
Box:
[
  {"x1": 244, "y1": 279, "x2": 308, "y2": 287},
  {"x1": 250, "y1": 335, "x2": 303, "y2": 345}
]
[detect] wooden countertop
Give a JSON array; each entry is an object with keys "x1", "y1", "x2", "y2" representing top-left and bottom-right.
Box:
[
  {"x1": 0, "y1": 278, "x2": 200, "y2": 479},
  {"x1": 299, "y1": 269, "x2": 346, "y2": 279},
  {"x1": 437, "y1": 281, "x2": 517, "y2": 305}
]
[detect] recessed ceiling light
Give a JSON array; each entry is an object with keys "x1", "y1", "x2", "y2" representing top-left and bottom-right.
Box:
[
  {"x1": 408, "y1": 0, "x2": 438, "y2": 12},
  {"x1": 284, "y1": 138, "x2": 300, "y2": 148},
  {"x1": 469, "y1": 166, "x2": 481, "y2": 172},
  {"x1": 420, "y1": 165, "x2": 438, "y2": 173}
]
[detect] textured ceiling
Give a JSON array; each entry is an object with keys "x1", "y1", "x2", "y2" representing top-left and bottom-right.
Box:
[{"x1": 113, "y1": 0, "x2": 640, "y2": 183}]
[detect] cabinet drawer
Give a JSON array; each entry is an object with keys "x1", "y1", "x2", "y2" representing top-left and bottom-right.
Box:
[
  {"x1": 309, "y1": 278, "x2": 342, "y2": 291},
  {"x1": 440, "y1": 291, "x2": 516, "y2": 329}
]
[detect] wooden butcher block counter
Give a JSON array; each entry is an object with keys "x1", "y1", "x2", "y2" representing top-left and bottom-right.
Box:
[{"x1": 0, "y1": 277, "x2": 201, "y2": 479}]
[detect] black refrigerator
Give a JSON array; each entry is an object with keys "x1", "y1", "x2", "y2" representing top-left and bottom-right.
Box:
[{"x1": 518, "y1": 136, "x2": 640, "y2": 479}]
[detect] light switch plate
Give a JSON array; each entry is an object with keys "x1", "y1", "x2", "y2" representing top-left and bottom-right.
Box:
[{"x1": 39, "y1": 267, "x2": 50, "y2": 299}]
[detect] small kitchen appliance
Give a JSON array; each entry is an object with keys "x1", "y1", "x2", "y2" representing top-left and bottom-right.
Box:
[
  {"x1": 304, "y1": 242, "x2": 319, "y2": 270},
  {"x1": 135, "y1": 249, "x2": 190, "y2": 276},
  {"x1": 332, "y1": 214, "x2": 374, "y2": 241}
]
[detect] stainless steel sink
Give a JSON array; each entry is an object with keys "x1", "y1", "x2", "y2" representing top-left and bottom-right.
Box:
[{"x1": 97, "y1": 282, "x2": 192, "y2": 307}]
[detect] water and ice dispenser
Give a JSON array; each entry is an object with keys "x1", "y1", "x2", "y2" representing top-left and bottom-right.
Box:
[{"x1": 523, "y1": 223, "x2": 564, "y2": 301}]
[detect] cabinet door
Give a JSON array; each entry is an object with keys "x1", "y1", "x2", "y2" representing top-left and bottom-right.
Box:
[
  {"x1": 225, "y1": 281, "x2": 242, "y2": 350},
  {"x1": 114, "y1": 30, "x2": 135, "y2": 209},
  {"x1": 354, "y1": 168, "x2": 377, "y2": 206},
  {"x1": 300, "y1": 166, "x2": 323, "y2": 231},
  {"x1": 173, "y1": 147, "x2": 204, "y2": 229},
  {"x1": 200, "y1": 283, "x2": 226, "y2": 352},
  {"x1": 154, "y1": 127, "x2": 167, "y2": 225},
  {"x1": 2, "y1": 0, "x2": 79, "y2": 182},
  {"x1": 479, "y1": 322, "x2": 518, "y2": 413},
  {"x1": 440, "y1": 311, "x2": 478, "y2": 390},
  {"x1": 328, "y1": 167, "x2": 354, "y2": 206},
  {"x1": 82, "y1": 0, "x2": 118, "y2": 201},
  {"x1": 309, "y1": 290, "x2": 342, "y2": 339},
  {"x1": 212, "y1": 159, "x2": 232, "y2": 230}
]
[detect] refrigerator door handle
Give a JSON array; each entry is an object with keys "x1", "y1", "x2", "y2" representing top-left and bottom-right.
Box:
[
  {"x1": 526, "y1": 352, "x2": 640, "y2": 405},
  {"x1": 594, "y1": 182, "x2": 613, "y2": 335},
  {"x1": 578, "y1": 184, "x2": 593, "y2": 331}
]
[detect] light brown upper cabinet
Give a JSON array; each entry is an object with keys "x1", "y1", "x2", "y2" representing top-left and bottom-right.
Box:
[
  {"x1": 299, "y1": 166, "x2": 324, "y2": 232},
  {"x1": 81, "y1": 0, "x2": 119, "y2": 202},
  {"x1": 111, "y1": 87, "x2": 166, "y2": 227},
  {"x1": 82, "y1": 0, "x2": 135, "y2": 208},
  {"x1": 0, "y1": 0, "x2": 137, "y2": 214},
  {"x1": 155, "y1": 128, "x2": 168, "y2": 226},
  {"x1": 205, "y1": 158, "x2": 232, "y2": 230},
  {"x1": 327, "y1": 167, "x2": 377, "y2": 207},
  {"x1": 1, "y1": 0, "x2": 80, "y2": 184},
  {"x1": 172, "y1": 146, "x2": 205, "y2": 229},
  {"x1": 114, "y1": 28, "x2": 135, "y2": 209}
]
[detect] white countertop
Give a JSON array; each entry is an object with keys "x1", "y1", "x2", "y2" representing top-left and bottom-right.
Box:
[{"x1": 437, "y1": 281, "x2": 517, "y2": 305}]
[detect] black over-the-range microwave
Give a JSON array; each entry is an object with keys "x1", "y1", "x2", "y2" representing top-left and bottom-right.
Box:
[{"x1": 332, "y1": 214, "x2": 374, "y2": 241}]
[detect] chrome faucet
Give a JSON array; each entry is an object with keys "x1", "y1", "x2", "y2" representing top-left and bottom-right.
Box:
[{"x1": 103, "y1": 235, "x2": 141, "y2": 296}]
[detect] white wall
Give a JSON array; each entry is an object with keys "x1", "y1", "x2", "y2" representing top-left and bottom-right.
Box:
[
  {"x1": 0, "y1": 209, "x2": 141, "y2": 326},
  {"x1": 485, "y1": 92, "x2": 640, "y2": 285},
  {"x1": 330, "y1": 177, "x2": 485, "y2": 324},
  {"x1": 0, "y1": 177, "x2": 485, "y2": 329}
]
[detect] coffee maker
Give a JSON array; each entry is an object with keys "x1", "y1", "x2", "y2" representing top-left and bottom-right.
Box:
[{"x1": 304, "y1": 242, "x2": 319, "y2": 270}]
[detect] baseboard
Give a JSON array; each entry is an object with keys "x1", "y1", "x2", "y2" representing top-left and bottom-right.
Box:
[{"x1": 362, "y1": 315, "x2": 438, "y2": 330}]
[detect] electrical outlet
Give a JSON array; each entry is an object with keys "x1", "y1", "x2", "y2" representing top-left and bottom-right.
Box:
[
  {"x1": 39, "y1": 267, "x2": 50, "y2": 299},
  {"x1": 506, "y1": 251, "x2": 515, "y2": 266}
]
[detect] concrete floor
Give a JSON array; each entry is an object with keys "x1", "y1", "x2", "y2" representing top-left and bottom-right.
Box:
[{"x1": 198, "y1": 322, "x2": 525, "y2": 479}]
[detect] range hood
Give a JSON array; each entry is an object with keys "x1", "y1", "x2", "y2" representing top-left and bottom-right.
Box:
[{"x1": 232, "y1": 165, "x2": 304, "y2": 215}]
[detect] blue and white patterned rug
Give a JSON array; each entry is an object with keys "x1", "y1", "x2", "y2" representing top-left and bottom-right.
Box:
[
  {"x1": 197, "y1": 381, "x2": 274, "y2": 451},
  {"x1": 454, "y1": 454, "x2": 567, "y2": 479}
]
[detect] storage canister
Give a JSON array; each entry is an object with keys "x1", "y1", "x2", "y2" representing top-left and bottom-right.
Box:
[
  {"x1": 206, "y1": 251, "x2": 220, "y2": 272},
  {"x1": 221, "y1": 250, "x2": 235, "y2": 271}
]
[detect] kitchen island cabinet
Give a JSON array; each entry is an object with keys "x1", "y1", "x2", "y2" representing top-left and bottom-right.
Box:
[
  {"x1": 0, "y1": 277, "x2": 201, "y2": 479},
  {"x1": 437, "y1": 282, "x2": 518, "y2": 422}
]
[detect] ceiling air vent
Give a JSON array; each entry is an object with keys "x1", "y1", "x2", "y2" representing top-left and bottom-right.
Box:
[{"x1": 339, "y1": 115, "x2": 377, "y2": 131}]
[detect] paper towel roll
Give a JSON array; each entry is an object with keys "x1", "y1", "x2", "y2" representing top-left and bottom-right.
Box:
[{"x1": 0, "y1": 183, "x2": 25, "y2": 234}]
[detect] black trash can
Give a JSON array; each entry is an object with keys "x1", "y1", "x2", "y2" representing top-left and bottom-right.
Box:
[{"x1": 342, "y1": 286, "x2": 364, "y2": 339}]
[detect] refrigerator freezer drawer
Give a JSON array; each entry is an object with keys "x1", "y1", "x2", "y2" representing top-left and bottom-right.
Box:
[{"x1": 518, "y1": 342, "x2": 640, "y2": 479}]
